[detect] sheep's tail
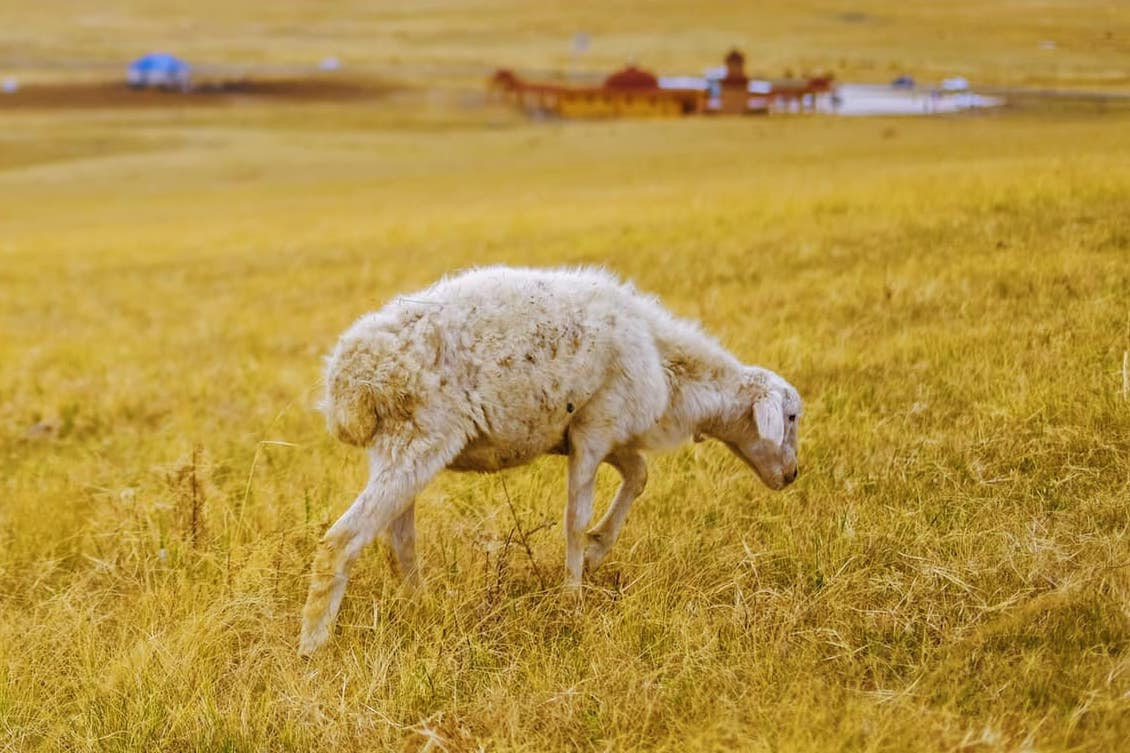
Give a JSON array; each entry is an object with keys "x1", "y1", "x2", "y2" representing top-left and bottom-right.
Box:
[{"x1": 320, "y1": 330, "x2": 414, "y2": 447}]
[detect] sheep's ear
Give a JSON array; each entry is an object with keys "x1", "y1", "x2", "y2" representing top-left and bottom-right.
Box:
[{"x1": 753, "y1": 396, "x2": 784, "y2": 446}]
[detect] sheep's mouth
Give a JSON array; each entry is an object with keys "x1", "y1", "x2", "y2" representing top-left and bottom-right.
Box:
[{"x1": 723, "y1": 440, "x2": 787, "y2": 491}]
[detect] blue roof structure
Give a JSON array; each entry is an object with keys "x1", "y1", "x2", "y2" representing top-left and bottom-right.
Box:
[
  {"x1": 127, "y1": 53, "x2": 191, "y2": 88},
  {"x1": 129, "y1": 53, "x2": 189, "y2": 75}
]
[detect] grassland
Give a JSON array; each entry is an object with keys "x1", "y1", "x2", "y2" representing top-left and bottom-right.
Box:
[
  {"x1": 3, "y1": 3, "x2": 1130, "y2": 751},
  {"x1": 4, "y1": 0, "x2": 1129, "y2": 89}
]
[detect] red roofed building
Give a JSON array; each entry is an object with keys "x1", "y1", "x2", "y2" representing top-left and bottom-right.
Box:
[
  {"x1": 603, "y1": 66, "x2": 660, "y2": 90},
  {"x1": 490, "y1": 64, "x2": 699, "y2": 117}
]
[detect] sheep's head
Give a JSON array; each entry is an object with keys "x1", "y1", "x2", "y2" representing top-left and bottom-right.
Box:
[{"x1": 716, "y1": 367, "x2": 802, "y2": 491}]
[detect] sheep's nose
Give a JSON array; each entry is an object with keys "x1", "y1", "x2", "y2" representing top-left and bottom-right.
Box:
[{"x1": 783, "y1": 467, "x2": 798, "y2": 485}]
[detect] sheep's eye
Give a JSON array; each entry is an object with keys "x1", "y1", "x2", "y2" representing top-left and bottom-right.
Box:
[{"x1": 787, "y1": 414, "x2": 797, "y2": 423}]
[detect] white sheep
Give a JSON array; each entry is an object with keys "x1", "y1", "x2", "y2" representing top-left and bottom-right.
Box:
[{"x1": 299, "y1": 266, "x2": 802, "y2": 656}]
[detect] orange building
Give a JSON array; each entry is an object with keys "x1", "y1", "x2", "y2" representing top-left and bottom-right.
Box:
[{"x1": 490, "y1": 66, "x2": 702, "y2": 118}]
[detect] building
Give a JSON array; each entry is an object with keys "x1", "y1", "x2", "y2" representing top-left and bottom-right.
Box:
[
  {"x1": 127, "y1": 53, "x2": 191, "y2": 91},
  {"x1": 715, "y1": 49, "x2": 750, "y2": 114},
  {"x1": 491, "y1": 65, "x2": 701, "y2": 118}
]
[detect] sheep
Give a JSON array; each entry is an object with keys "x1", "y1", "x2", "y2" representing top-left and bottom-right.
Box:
[{"x1": 299, "y1": 266, "x2": 802, "y2": 656}]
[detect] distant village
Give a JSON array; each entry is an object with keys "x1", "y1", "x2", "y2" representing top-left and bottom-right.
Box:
[
  {"x1": 0, "y1": 48, "x2": 1001, "y2": 118},
  {"x1": 490, "y1": 50, "x2": 838, "y2": 117}
]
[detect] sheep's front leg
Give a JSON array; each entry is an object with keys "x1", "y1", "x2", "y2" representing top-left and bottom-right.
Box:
[
  {"x1": 565, "y1": 438, "x2": 606, "y2": 592},
  {"x1": 585, "y1": 449, "x2": 647, "y2": 572}
]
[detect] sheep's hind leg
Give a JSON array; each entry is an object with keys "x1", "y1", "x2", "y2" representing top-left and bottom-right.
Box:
[
  {"x1": 299, "y1": 447, "x2": 450, "y2": 657},
  {"x1": 585, "y1": 449, "x2": 647, "y2": 573},
  {"x1": 386, "y1": 500, "x2": 420, "y2": 587}
]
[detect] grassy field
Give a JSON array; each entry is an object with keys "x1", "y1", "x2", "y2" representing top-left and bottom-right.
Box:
[
  {"x1": 3, "y1": 3, "x2": 1130, "y2": 752},
  {"x1": 3, "y1": 0, "x2": 1129, "y2": 88}
]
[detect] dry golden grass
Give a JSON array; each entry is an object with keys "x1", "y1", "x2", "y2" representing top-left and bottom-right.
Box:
[
  {"x1": 2, "y1": 3, "x2": 1130, "y2": 751},
  {"x1": 3, "y1": 0, "x2": 1129, "y2": 88}
]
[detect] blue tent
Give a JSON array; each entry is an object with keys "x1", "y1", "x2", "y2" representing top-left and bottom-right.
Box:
[{"x1": 127, "y1": 53, "x2": 191, "y2": 89}]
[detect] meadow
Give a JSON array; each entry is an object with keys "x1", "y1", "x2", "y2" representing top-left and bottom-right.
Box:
[
  {"x1": 2, "y1": 3, "x2": 1130, "y2": 751},
  {"x1": 4, "y1": 0, "x2": 1129, "y2": 89}
]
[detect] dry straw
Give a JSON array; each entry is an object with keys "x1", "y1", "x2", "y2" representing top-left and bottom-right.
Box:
[{"x1": 1123, "y1": 350, "x2": 1129, "y2": 402}]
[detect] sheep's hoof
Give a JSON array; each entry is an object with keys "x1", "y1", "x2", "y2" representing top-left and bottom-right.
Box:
[
  {"x1": 297, "y1": 626, "x2": 329, "y2": 657},
  {"x1": 562, "y1": 580, "x2": 583, "y2": 606},
  {"x1": 584, "y1": 533, "x2": 609, "y2": 572},
  {"x1": 400, "y1": 570, "x2": 423, "y2": 592},
  {"x1": 583, "y1": 548, "x2": 608, "y2": 572}
]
